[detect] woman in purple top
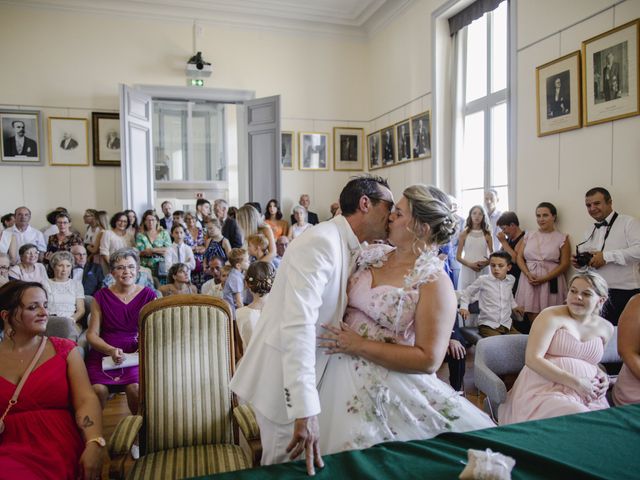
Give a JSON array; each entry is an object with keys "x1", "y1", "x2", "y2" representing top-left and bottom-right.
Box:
[{"x1": 85, "y1": 248, "x2": 156, "y2": 415}]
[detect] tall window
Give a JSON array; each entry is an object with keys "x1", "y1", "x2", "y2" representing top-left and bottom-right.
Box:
[{"x1": 456, "y1": 1, "x2": 508, "y2": 214}]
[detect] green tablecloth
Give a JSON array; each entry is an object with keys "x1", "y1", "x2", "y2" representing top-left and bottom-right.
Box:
[{"x1": 204, "y1": 404, "x2": 640, "y2": 479}]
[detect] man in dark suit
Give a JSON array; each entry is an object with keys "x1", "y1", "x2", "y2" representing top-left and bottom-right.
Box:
[
  {"x1": 602, "y1": 52, "x2": 620, "y2": 101},
  {"x1": 340, "y1": 135, "x2": 358, "y2": 161},
  {"x1": 4, "y1": 120, "x2": 38, "y2": 157},
  {"x1": 382, "y1": 130, "x2": 394, "y2": 165},
  {"x1": 291, "y1": 194, "x2": 319, "y2": 225},
  {"x1": 214, "y1": 198, "x2": 243, "y2": 248},
  {"x1": 159, "y1": 200, "x2": 173, "y2": 231},
  {"x1": 60, "y1": 133, "x2": 78, "y2": 150},
  {"x1": 106, "y1": 131, "x2": 120, "y2": 150},
  {"x1": 413, "y1": 119, "x2": 429, "y2": 158},
  {"x1": 71, "y1": 244, "x2": 105, "y2": 296}
]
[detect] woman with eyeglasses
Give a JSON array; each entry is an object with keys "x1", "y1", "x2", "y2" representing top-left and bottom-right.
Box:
[
  {"x1": 85, "y1": 248, "x2": 156, "y2": 423},
  {"x1": 99, "y1": 212, "x2": 134, "y2": 269},
  {"x1": 44, "y1": 212, "x2": 83, "y2": 261},
  {"x1": 9, "y1": 243, "x2": 49, "y2": 287}
]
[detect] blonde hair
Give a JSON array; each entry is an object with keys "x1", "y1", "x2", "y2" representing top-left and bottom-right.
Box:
[
  {"x1": 228, "y1": 248, "x2": 247, "y2": 268},
  {"x1": 569, "y1": 272, "x2": 609, "y2": 300},
  {"x1": 248, "y1": 233, "x2": 268, "y2": 255},
  {"x1": 237, "y1": 205, "x2": 262, "y2": 239},
  {"x1": 402, "y1": 184, "x2": 458, "y2": 246}
]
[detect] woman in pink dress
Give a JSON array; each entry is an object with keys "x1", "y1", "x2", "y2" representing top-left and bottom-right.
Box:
[
  {"x1": 612, "y1": 294, "x2": 640, "y2": 405},
  {"x1": 317, "y1": 185, "x2": 494, "y2": 455},
  {"x1": 0, "y1": 281, "x2": 104, "y2": 479},
  {"x1": 85, "y1": 248, "x2": 156, "y2": 416},
  {"x1": 499, "y1": 272, "x2": 614, "y2": 425},
  {"x1": 515, "y1": 202, "x2": 571, "y2": 323}
]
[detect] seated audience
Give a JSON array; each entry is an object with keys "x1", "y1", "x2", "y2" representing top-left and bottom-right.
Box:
[
  {"x1": 0, "y1": 252, "x2": 10, "y2": 287},
  {"x1": 1, "y1": 213, "x2": 15, "y2": 229},
  {"x1": 85, "y1": 248, "x2": 157, "y2": 458},
  {"x1": 11, "y1": 206, "x2": 46, "y2": 255},
  {"x1": 71, "y1": 244, "x2": 104, "y2": 296},
  {"x1": 289, "y1": 205, "x2": 312, "y2": 240},
  {"x1": 46, "y1": 251, "x2": 85, "y2": 334},
  {"x1": 82, "y1": 209, "x2": 102, "y2": 251},
  {"x1": 273, "y1": 235, "x2": 289, "y2": 269},
  {"x1": 0, "y1": 227, "x2": 17, "y2": 263},
  {"x1": 87, "y1": 210, "x2": 108, "y2": 261},
  {"x1": 183, "y1": 212, "x2": 206, "y2": 287},
  {"x1": 612, "y1": 294, "x2": 640, "y2": 405},
  {"x1": 499, "y1": 272, "x2": 613, "y2": 424},
  {"x1": 264, "y1": 199, "x2": 289, "y2": 239},
  {"x1": 237, "y1": 204, "x2": 276, "y2": 258},
  {"x1": 290, "y1": 193, "x2": 319, "y2": 225},
  {"x1": 42, "y1": 208, "x2": 65, "y2": 240},
  {"x1": 165, "y1": 223, "x2": 196, "y2": 272},
  {"x1": 103, "y1": 265, "x2": 159, "y2": 297},
  {"x1": 9, "y1": 243, "x2": 48, "y2": 286},
  {"x1": 124, "y1": 209, "x2": 139, "y2": 236},
  {"x1": 135, "y1": 209, "x2": 171, "y2": 279},
  {"x1": 203, "y1": 218, "x2": 230, "y2": 264},
  {"x1": 158, "y1": 263, "x2": 197, "y2": 297},
  {"x1": 200, "y1": 256, "x2": 225, "y2": 298},
  {"x1": 100, "y1": 212, "x2": 134, "y2": 268},
  {"x1": 236, "y1": 262, "x2": 275, "y2": 350},
  {"x1": 496, "y1": 211, "x2": 525, "y2": 295},
  {"x1": 214, "y1": 199, "x2": 242, "y2": 249},
  {"x1": 516, "y1": 202, "x2": 570, "y2": 323},
  {"x1": 0, "y1": 281, "x2": 104, "y2": 479},
  {"x1": 45, "y1": 212, "x2": 83, "y2": 260},
  {"x1": 223, "y1": 248, "x2": 251, "y2": 316},
  {"x1": 459, "y1": 251, "x2": 523, "y2": 337}
]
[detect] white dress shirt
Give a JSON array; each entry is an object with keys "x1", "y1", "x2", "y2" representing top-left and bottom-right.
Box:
[
  {"x1": 164, "y1": 243, "x2": 196, "y2": 271},
  {"x1": 578, "y1": 211, "x2": 640, "y2": 290},
  {"x1": 10, "y1": 225, "x2": 46, "y2": 253},
  {"x1": 459, "y1": 274, "x2": 517, "y2": 329}
]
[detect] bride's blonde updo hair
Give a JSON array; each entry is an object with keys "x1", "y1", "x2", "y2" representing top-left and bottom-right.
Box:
[{"x1": 403, "y1": 184, "x2": 459, "y2": 246}]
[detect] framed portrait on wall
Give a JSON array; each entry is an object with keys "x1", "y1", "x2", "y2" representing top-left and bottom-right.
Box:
[
  {"x1": 367, "y1": 131, "x2": 381, "y2": 170},
  {"x1": 536, "y1": 51, "x2": 582, "y2": 136},
  {"x1": 281, "y1": 131, "x2": 295, "y2": 169},
  {"x1": 582, "y1": 19, "x2": 639, "y2": 126},
  {"x1": 395, "y1": 120, "x2": 412, "y2": 162},
  {"x1": 0, "y1": 110, "x2": 42, "y2": 164},
  {"x1": 299, "y1": 132, "x2": 329, "y2": 170},
  {"x1": 92, "y1": 112, "x2": 121, "y2": 166},
  {"x1": 380, "y1": 126, "x2": 395, "y2": 166},
  {"x1": 333, "y1": 127, "x2": 364, "y2": 171},
  {"x1": 410, "y1": 111, "x2": 431, "y2": 159},
  {"x1": 48, "y1": 117, "x2": 89, "y2": 166}
]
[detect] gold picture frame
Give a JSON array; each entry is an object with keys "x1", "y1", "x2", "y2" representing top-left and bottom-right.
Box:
[
  {"x1": 410, "y1": 111, "x2": 431, "y2": 159},
  {"x1": 333, "y1": 127, "x2": 364, "y2": 171},
  {"x1": 48, "y1": 117, "x2": 89, "y2": 166},
  {"x1": 299, "y1": 132, "x2": 329, "y2": 171},
  {"x1": 582, "y1": 19, "x2": 640, "y2": 126},
  {"x1": 281, "y1": 131, "x2": 295, "y2": 170},
  {"x1": 380, "y1": 126, "x2": 396, "y2": 167},
  {"x1": 395, "y1": 120, "x2": 412, "y2": 162},
  {"x1": 367, "y1": 131, "x2": 381, "y2": 170},
  {"x1": 536, "y1": 50, "x2": 582, "y2": 136}
]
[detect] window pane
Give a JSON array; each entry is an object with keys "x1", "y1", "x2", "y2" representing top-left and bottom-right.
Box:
[
  {"x1": 491, "y1": 1, "x2": 507, "y2": 93},
  {"x1": 153, "y1": 102, "x2": 187, "y2": 181},
  {"x1": 465, "y1": 14, "x2": 487, "y2": 103},
  {"x1": 461, "y1": 111, "x2": 485, "y2": 190},
  {"x1": 491, "y1": 103, "x2": 507, "y2": 186},
  {"x1": 461, "y1": 188, "x2": 485, "y2": 218}
]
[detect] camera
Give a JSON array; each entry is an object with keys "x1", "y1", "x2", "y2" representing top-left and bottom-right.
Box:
[{"x1": 575, "y1": 248, "x2": 593, "y2": 268}]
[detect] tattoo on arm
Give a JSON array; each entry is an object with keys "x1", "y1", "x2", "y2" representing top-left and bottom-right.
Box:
[{"x1": 80, "y1": 415, "x2": 95, "y2": 429}]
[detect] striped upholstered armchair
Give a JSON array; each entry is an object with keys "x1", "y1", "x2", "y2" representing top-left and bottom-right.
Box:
[{"x1": 107, "y1": 295, "x2": 261, "y2": 479}]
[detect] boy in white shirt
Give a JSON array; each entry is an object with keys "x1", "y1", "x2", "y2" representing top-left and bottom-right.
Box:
[
  {"x1": 459, "y1": 251, "x2": 523, "y2": 337},
  {"x1": 164, "y1": 223, "x2": 196, "y2": 272}
]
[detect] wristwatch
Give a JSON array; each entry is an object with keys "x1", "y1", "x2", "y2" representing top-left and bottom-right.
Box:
[{"x1": 86, "y1": 436, "x2": 106, "y2": 447}]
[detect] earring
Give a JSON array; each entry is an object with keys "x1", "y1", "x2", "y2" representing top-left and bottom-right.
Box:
[{"x1": 6, "y1": 328, "x2": 15, "y2": 338}]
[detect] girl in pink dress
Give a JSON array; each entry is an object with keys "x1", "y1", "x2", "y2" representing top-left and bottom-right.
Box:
[
  {"x1": 612, "y1": 294, "x2": 640, "y2": 406},
  {"x1": 515, "y1": 202, "x2": 571, "y2": 323},
  {"x1": 499, "y1": 272, "x2": 614, "y2": 425}
]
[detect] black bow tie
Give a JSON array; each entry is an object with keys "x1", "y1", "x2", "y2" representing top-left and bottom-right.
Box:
[{"x1": 594, "y1": 220, "x2": 608, "y2": 228}]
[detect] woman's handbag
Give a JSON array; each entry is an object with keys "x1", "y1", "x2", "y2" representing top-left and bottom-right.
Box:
[{"x1": 0, "y1": 336, "x2": 47, "y2": 435}]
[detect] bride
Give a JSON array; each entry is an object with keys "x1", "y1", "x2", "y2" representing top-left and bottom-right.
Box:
[{"x1": 318, "y1": 185, "x2": 494, "y2": 454}]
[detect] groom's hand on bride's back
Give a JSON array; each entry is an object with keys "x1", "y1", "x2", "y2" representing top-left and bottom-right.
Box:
[{"x1": 286, "y1": 416, "x2": 324, "y2": 476}]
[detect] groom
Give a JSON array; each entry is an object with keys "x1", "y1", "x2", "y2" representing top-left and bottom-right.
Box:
[{"x1": 230, "y1": 175, "x2": 393, "y2": 475}]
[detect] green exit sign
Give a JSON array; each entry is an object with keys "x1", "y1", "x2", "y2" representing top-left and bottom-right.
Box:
[{"x1": 188, "y1": 79, "x2": 204, "y2": 87}]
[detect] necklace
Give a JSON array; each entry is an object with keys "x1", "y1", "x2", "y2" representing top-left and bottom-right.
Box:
[{"x1": 112, "y1": 287, "x2": 136, "y2": 302}]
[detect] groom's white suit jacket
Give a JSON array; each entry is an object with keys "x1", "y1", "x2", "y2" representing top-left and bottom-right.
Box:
[{"x1": 230, "y1": 215, "x2": 360, "y2": 424}]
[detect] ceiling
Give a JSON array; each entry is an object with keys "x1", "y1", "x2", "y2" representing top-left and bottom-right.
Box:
[{"x1": 4, "y1": 0, "x2": 416, "y2": 37}]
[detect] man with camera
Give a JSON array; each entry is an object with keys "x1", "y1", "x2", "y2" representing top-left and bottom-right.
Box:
[{"x1": 573, "y1": 187, "x2": 640, "y2": 325}]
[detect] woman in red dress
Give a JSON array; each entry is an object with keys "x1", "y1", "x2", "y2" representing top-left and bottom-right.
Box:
[{"x1": 0, "y1": 281, "x2": 104, "y2": 479}]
